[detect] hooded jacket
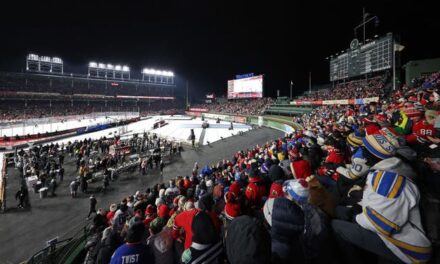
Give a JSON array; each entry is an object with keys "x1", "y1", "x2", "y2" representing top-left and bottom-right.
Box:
[{"x1": 356, "y1": 170, "x2": 432, "y2": 263}]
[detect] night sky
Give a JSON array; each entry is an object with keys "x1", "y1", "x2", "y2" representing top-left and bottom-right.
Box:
[{"x1": 1, "y1": 1, "x2": 439, "y2": 100}]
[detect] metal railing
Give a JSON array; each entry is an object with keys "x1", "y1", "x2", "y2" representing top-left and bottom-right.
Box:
[{"x1": 26, "y1": 221, "x2": 91, "y2": 264}]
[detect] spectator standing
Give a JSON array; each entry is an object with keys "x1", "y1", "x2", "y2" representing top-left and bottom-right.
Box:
[
  {"x1": 87, "y1": 195, "x2": 97, "y2": 219},
  {"x1": 160, "y1": 159, "x2": 165, "y2": 177}
]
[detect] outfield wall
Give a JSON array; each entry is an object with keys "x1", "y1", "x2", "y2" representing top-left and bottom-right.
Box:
[{"x1": 185, "y1": 111, "x2": 303, "y2": 134}]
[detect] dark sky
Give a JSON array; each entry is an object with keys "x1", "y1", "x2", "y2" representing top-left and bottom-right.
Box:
[{"x1": 1, "y1": 0, "x2": 439, "y2": 100}]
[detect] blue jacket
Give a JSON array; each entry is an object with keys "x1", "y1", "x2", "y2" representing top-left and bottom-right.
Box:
[{"x1": 110, "y1": 243, "x2": 154, "y2": 264}]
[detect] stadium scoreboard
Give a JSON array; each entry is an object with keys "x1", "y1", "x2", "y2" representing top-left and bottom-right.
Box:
[
  {"x1": 227, "y1": 74, "x2": 263, "y2": 99},
  {"x1": 330, "y1": 33, "x2": 393, "y2": 81}
]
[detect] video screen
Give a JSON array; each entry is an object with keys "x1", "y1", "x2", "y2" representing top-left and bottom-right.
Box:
[{"x1": 227, "y1": 75, "x2": 263, "y2": 99}]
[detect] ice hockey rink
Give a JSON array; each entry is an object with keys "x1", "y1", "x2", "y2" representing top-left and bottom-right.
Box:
[
  {"x1": 1, "y1": 115, "x2": 252, "y2": 148},
  {"x1": 0, "y1": 113, "x2": 138, "y2": 138}
]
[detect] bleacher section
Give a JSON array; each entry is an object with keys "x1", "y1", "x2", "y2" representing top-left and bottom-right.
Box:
[{"x1": 264, "y1": 104, "x2": 313, "y2": 115}]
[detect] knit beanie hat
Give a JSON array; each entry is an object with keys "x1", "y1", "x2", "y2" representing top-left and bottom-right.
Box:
[
  {"x1": 363, "y1": 134, "x2": 396, "y2": 160},
  {"x1": 158, "y1": 204, "x2": 169, "y2": 218},
  {"x1": 145, "y1": 204, "x2": 155, "y2": 215},
  {"x1": 191, "y1": 211, "x2": 217, "y2": 244},
  {"x1": 283, "y1": 179, "x2": 309, "y2": 204},
  {"x1": 126, "y1": 222, "x2": 145, "y2": 243},
  {"x1": 229, "y1": 181, "x2": 241, "y2": 197},
  {"x1": 226, "y1": 216, "x2": 271, "y2": 264},
  {"x1": 347, "y1": 131, "x2": 363, "y2": 148},
  {"x1": 378, "y1": 127, "x2": 405, "y2": 147},
  {"x1": 268, "y1": 182, "x2": 284, "y2": 198},
  {"x1": 224, "y1": 192, "x2": 241, "y2": 220},
  {"x1": 197, "y1": 194, "x2": 214, "y2": 212},
  {"x1": 268, "y1": 165, "x2": 284, "y2": 183}
]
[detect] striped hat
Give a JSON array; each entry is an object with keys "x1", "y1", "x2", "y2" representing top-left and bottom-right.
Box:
[
  {"x1": 347, "y1": 131, "x2": 363, "y2": 148},
  {"x1": 378, "y1": 127, "x2": 405, "y2": 147},
  {"x1": 363, "y1": 134, "x2": 396, "y2": 160}
]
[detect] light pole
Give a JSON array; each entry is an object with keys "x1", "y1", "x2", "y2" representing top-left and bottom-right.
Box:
[
  {"x1": 290, "y1": 80, "x2": 293, "y2": 99},
  {"x1": 354, "y1": 8, "x2": 379, "y2": 44}
]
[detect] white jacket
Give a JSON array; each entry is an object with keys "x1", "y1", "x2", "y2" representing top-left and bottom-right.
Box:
[{"x1": 356, "y1": 170, "x2": 431, "y2": 263}]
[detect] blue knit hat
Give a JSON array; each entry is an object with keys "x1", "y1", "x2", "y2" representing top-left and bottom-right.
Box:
[{"x1": 362, "y1": 134, "x2": 396, "y2": 160}]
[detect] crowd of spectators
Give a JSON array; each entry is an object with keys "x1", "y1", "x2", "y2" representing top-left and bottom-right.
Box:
[
  {"x1": 192, "y1": 98, "x2": 273, "y2": 116},
  {"x1": 0, "y1": 100, "x2": 182, "y2": 123},
  {"x1": 76, "y1": 72, "x2": 440, "y2": 264},
  {"x1": 299, "y1": 74, "x2": 387, "y2": 101},
  {"x1": 0, "y1": 72, "x2": 174, "y2": 97}
]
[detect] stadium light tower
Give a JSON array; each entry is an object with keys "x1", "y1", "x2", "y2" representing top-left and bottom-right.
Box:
[
  {"x1": 142, "y1": 68, "x2": 174, "y2": 84},
  {"x1": 88, "y1": 61, "x2": 130, "y2": 80},
  {"x1": 26, "y1": 53, "x2": 64, "y2": 73}
]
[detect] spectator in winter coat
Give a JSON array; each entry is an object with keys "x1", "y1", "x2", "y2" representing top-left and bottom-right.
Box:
[
  {"x1": 96, "y1": 228, "x2": 122, "y2": 264},
  {"x1": 225, "y1": 215, "x2": 271, "y2": 264},
  {"x1": 106, "y1": 204, "x2": 117, "y2": 225},
  {"x1": 245, "y1": 170, "x2": 267, "y2": 210},
  {"x1": 149, "y1": 204, "x2": 169, "y2": 234},
  {"x1": 172, "y1": 207, "x2": 200, "y2": 249},
  {"x1": 289, "y1": 148, "x2": 312, "y2": 180},
  {"x1": 181, "y1": 211, "x2": 223, "y2": 264},
  {"x1": 110, "y1": 222, "x2": 155, "y2": 264},
  {"x1": 263, "y1": 179, "x2": 308, "y2": 264},
  {"x1": 112, "y1": 204, "x2": 130, "y2": 233},
  {"x1": 332, "y1": 158, "x2": 432, "y2": 264},
  {"x1": 147, "y1": 225, "x2": 174, "y2": 264},
  {"x1": 308, "y1": 137, "x2": 324, "y2": 171}
]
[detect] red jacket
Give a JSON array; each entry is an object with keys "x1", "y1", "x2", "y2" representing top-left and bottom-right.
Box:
[
  {"x1": 172, "y1": 208, "x2": 199, "y2": 249},
  {"x1": 406, "y1": 118, "x2": 435, "y2": 144},
  {"x1": 172, "y1": 208, "x2": 220, "y2": 249},
  {"x1": 325, "y1": 150, "x2": 345, "y2": 165},
  {"x1": 245, "y1": 177, "x2": 267, "y2": 208}
]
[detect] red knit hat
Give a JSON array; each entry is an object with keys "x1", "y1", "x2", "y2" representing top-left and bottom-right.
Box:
[
  {"x1": 145, "y1": 204, "x2": 155, "y2": 216},
  {"x1": 229, "y1": 181, "x2": 241, "y2": 197},
  {"x1": 268, "y1": 182, "x2": 284, "y2": 198},
  {"x1": 224, "y1": 202, "x2": 241, "y2": 220},
  {"x1": 158, "y1": 204, "x2": 169, "y2": 218}
]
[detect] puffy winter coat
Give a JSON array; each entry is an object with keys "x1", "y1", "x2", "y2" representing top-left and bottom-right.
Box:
[{"x1": 270, "y1": 197, "x2": 305, "y2": 262}]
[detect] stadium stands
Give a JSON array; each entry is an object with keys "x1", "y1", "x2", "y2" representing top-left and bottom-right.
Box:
[
  {"x1": 299, "y1": 74, "x2": 389, "y2": 101},
  {"x1": 65, "y1": 71, "x2": 440, "y2": 264},
  {"x1": 191, "y1": 98, "x2": 273, "y2": 116}
]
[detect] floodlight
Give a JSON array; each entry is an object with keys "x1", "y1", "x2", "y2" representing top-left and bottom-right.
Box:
[
  {"x1": 27, "y1": 54, "x2": 39, "y2": 61},
  {"x1": 107, "y1": 64, "x2": 114, "y2": 70},
  {"x1": 122, "y1": 66, "x2": 130, "y2": 72},
  {"x1": 89, "y1": 62, "x2": 97, "y2": 68},
  {"x1": 168, "y1": 71, "x2": 175, "y2": 77},
  {"x1": 143, "y1": 68, "x2": 151, "y2": 74},
  {"x1": 40, "y1": 56, "x2": 51, "y2": 62},
  {"x1": 98, "y1": 63, "x2": 106, "y2": 69},
  {"x1": 115, "y1": 65, "x2": 122, "y2": 71},
  {"x1": 52, "y1": 57, "x2": 62, "y2": 64}
]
